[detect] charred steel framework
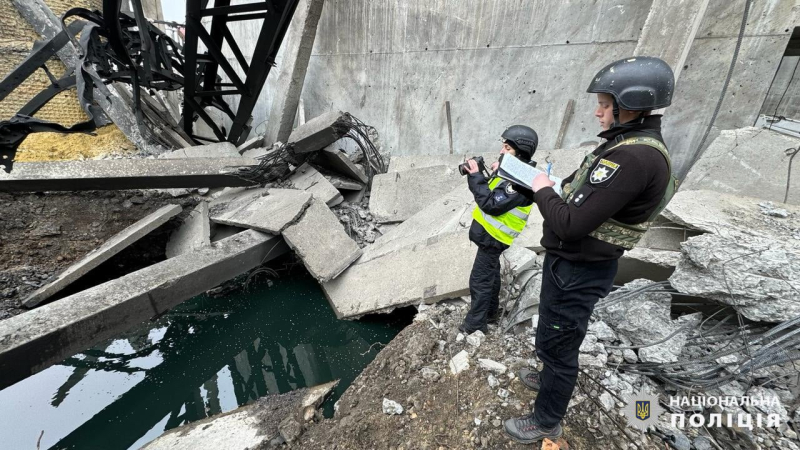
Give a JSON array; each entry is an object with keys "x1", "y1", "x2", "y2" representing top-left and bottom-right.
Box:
[{"x1": 0, "y1": 0, "x2": 299, "y2": 173}]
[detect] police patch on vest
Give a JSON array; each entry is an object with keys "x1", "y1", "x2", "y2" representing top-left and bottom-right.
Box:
[
  {"x1": 589, "y1": 159, "x2": 620, "y2": 184},
  {"x1": 504, "y1": 183, "x2": 517, "y2": 195}
]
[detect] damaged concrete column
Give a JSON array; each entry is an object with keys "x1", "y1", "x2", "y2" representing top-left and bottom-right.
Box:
[{"x1": 264, "y1": 0, "x2": 326, "y2": 145}]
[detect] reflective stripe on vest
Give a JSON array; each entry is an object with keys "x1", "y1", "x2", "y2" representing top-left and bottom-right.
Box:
[
  {"x1": 472, "y1": 177, "x2": 532, "y2": 245},
  {"x1": 562, "y1": 136, "x2": 679, "y2": 250}
]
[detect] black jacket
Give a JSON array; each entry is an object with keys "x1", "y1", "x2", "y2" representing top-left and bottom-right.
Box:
[
  {"x1": 534, "y1": 115, "x2": 671, "y2": 261},
  {"x1": 467, "y1": 171, "x2": 534, "y2": 252}
]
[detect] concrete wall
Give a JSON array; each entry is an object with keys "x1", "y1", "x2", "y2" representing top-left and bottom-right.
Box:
[
  {"x1": 300, "y1": 0, "x2": 653, "y2": 157},
  {"x1": 271, "y1": 0, "x2": 798, "y2": 175},
  {"x1": 662, "y1": 0, "x2": 798, "y2": 175}
]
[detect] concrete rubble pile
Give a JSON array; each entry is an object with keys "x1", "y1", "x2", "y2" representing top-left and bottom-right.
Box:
[{"x1": 0, "y1": 110, "x2": 386, "y2": 390}]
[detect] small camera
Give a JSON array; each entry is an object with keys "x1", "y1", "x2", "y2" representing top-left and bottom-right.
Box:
[{"x1": 458, "y1": 156, "x2": 486, "y2": 176}]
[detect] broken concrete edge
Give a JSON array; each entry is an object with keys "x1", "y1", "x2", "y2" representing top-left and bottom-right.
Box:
[
  {"x1": 287, "y1": 110, "x2": 349, "y2": 154},
  {"x1": 288, "y1": 163, "x2": 344, "y2": 207},
  {"x1": 276, "y1": 194, "x2": 316, "y2": 234},
  {"x1": 211, "y1": 189, "x2": 314, "y2": 235},
  {"x1": 0, "y1": 230, "x2": 288, "y2": 390},
  {"x1": 237, "y1": 136, "x2": 265, "y2": 154},
  {"x1": 165, "y1": 202, "x2": 211, "y2": 259},
  {"x1": 281, "y1": 198, "x2": 363, "y2": 282},
  {"x1": 22, "y1": 204, "x2": 183, "y2": 308},
  {"x1": 141, "y1": 379, "x2": 338, "y2": 450},
  {"x1": 312, "y1": 147, "x2": 369, "y2": 184},
  {"x1": 329, "y1": 292, "x2": 470, "y2": 321}
]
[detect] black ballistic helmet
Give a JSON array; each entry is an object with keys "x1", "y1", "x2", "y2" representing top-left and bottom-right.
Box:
[
  {"x1": 587, "y1": 56, "x2": 675, "y2": 111},
  {"x1": 501, "y1": 125, "x2": 538, "y2": 161}
]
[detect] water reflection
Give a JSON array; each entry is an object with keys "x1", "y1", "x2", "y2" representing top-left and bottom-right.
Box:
[{"x1": 0, "y1": 273, "x2": 408, "y2": 450}]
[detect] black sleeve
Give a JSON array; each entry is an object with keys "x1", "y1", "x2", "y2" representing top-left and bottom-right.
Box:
[
  {"x1": 533, "y1": 147, "x2": 648, "y2": 241},
  {"x1": 468, "y1": 175, "x2": 533, "y2": 216}
]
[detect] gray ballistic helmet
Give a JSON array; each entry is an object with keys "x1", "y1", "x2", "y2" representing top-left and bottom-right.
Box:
[
  {"x1": 501, "y1": 125, "x2": 538, "y2": 161},
  {"x1": 587, "y1": 56, "x2": 675, "y2": 119}
]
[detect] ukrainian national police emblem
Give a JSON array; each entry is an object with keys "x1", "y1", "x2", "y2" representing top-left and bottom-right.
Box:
[
  {"x1": 623, "y1": 389, "x2": 663, "y2": 431},
  {"x1": 590, "y1": 159, "x2": 620, "y2": 184},
  {"x1": 505, "y1": 183, "x2": 516, "y2": 195}
]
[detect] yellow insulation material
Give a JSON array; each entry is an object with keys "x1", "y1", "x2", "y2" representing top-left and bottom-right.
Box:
[{"x1": 15, "y1": 125, "x2": 136, "y2": 162}]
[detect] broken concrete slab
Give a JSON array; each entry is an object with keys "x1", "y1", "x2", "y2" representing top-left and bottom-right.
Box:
[
  {"x1": 0, "y1": 230, "x2": 289, "y2": 389},
  {"x1": 289, "y1": 163, "x2": 343, "y2": 207},
  {"x1": 312, "y1": 145, "x2": 369, "y2": 184},
  {"x1": 211, "y1": 189, "x2": 313, "y2": 234},
  {"x1": 287, "y1": 111, "x2": 347, "y2": 154},
  {"x1": 681, "y1": 128, "x2": 800, "y2": 205},
  {"x1": 360, "y1": 184, "x2": 474, "y2": 263},
  {"x1": 502, "y1": 245, "x2": 539, "y2": 276},
  {"x1": 369, "y1": 165, "x2": 463, "y2": 223},
  {"x1": 236, "y1": 136, "x2": 265, "y2": 154},
  {"x1": 322, "y1": 230, "x2": 476, "y2": 319},
  {"x1": 0, "y1": 158, "x2": 258, "y2": 192},
  {"x1": 142, "y1": 380, "x2": 337, "y2": 450},
  {"x1": 325, "y1": 174, "x2": 363, "y2": 191},
  {"x1": 241, "y1": 147, "x2": 270, "y2": 159},
  {"x1": 23, "y1": 205, "x2": 182, "y2": 308},
  {"x1": 158, "y1": 142, "x2": 241, "y2": 159},
  {"x1": 283, "y1": 198, "x2": 362, "y2": 282},
  {"x1": 663, "y1": 190, "x2": 800, "y2": 249},
  {"x1": 595, "y1": 279, "x2": 694, "y2": 364},
  {"x1": 669, "y1": 230, "x2": 800, "y2": 322},
  {"x1": 166, "y1": 202, "x2": 211, "y2": 258}
]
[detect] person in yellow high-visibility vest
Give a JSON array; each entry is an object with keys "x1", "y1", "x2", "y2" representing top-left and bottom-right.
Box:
[{"x1": 459, "y1": 125, "x2": 539, "y2": 335}]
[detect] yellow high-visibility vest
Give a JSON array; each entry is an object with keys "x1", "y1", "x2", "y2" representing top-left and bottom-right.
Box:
[{"x1": 472, "y1": 177, "x2": 532, "y2": 245}]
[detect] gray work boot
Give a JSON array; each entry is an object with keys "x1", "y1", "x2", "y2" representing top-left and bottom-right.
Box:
[
  {"x1": 504, "y1": 413, "x2": 563, "y2": 444},
  {"x1": 519, "y1": 367, "x2": 541, "y2": 391}
]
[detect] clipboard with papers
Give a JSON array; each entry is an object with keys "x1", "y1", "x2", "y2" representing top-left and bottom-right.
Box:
[{"x1": 496, "y1": 153, "x2": 564, "y2": 196}]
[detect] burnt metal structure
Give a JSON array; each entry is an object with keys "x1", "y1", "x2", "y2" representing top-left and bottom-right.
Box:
[{"x1": 0, "y1": 0, "x2": 300, "y2": 173}]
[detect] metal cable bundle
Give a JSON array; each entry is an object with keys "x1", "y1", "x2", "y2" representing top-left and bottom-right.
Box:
[{"x1": 237, "y1": 113, "x2": 386, "y2": 184}]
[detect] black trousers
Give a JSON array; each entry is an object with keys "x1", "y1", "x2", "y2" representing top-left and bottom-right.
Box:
[
  {"x1": 462, "y1": 245, "x2": 504, "y2": 332},
  {"x1": 534, "y1": 252, "x2": 618, "y2": 428}
]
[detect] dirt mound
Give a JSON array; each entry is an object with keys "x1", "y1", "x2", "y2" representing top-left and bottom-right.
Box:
[{"x1": 291, "y1": 302, "x2": 663, "y2": 450}]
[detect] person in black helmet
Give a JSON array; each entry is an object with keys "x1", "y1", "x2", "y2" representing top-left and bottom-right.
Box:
[
  {"x1": 504, "y1": 57, "x2": 679, "y2": 443},
  {"x1": 459, "y1": 125, "x2": 539, "y2": 335}
]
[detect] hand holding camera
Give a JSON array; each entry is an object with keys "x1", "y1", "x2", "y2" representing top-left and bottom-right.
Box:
[{"x1": 458, "y1": 156, "x2": 487, "y2": 176}]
